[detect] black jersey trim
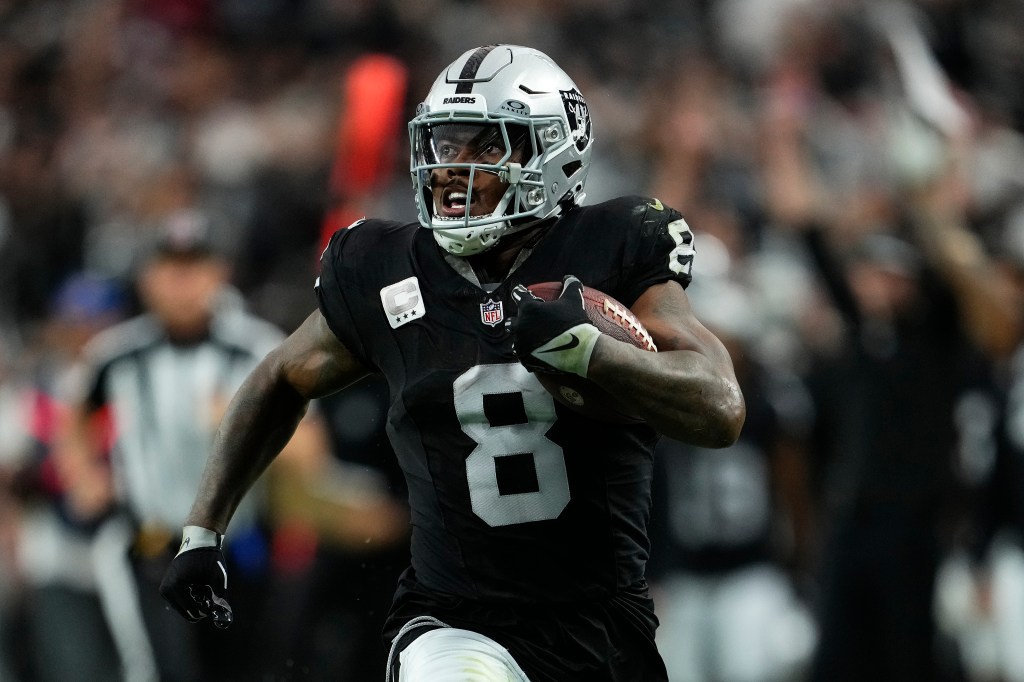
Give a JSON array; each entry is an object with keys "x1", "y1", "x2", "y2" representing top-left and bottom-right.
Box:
[{"x1": 454, "y1": 45, "x2": 499, "y2": 94}]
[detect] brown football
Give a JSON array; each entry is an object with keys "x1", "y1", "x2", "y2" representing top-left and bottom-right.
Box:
[{"x1": 526, "y1": 281, "x2": 657, "y2": 423}]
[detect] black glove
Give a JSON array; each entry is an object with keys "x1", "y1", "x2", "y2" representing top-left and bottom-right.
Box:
[
  {"x1": 510, "y1": 275, "x2": 601, "y2": 377},
  {"x1": 159, "y1": 526, "x2": 233, "y2": 629}
]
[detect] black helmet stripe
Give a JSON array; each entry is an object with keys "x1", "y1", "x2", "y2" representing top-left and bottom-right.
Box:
[{"x1": 454, "y1": 44, "x2": 499, "y2": 94}]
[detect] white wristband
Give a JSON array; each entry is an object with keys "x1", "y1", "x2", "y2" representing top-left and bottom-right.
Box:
[
  {"x1": 529, "y1": 323, "x2": 602, "y2": 378},
  {"x1": 177, "y1": 525, "x2": 223, "y2": 555}
]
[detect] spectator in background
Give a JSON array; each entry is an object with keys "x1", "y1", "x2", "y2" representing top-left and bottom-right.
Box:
[
  {"x1": 797, "y1": 225, "x2": 995, "y2": 682},
  {"x1": 757, "y1": 8, "x2": 1014, "y2": 677},
  {"x1": 648, "y1": 250, "x2": 818, "y2": 682},
  {"x1": 935, "y1": 203, "x2": 1024, "y2": 682},
  {"x1": 0, "y1": 272, "x2": 126, "y2": 682},
  {"x1": 971, "y1": 228, "x2": 1024, "y2": 682}
]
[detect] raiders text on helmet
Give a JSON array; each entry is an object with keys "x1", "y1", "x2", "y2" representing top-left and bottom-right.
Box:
[{"x1": 409, "y1": 45, "x2": 594, "y2": 256}]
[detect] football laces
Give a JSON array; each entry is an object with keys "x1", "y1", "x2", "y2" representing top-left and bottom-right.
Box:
[{"x1": 602, "y1": 298, "x2": 657, "y2": 352}]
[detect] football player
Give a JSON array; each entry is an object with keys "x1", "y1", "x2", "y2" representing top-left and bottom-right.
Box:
[{"x1": 160, "y1": 45, "x2": 745, "y2": 682}]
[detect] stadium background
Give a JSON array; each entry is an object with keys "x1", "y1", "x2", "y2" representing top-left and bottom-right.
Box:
[{"x1": 1, "y1": 0, "x2": 1024, "y2": 680}]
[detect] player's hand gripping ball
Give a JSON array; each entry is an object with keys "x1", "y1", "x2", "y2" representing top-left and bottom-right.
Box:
[{"x1": 511, "y1": 276, "x2": 657, "y2": 423}]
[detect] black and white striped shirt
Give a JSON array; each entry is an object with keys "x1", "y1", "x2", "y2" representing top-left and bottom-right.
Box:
[{"x1": 80, "y1": 294, "x2": 283, "y2": 531}]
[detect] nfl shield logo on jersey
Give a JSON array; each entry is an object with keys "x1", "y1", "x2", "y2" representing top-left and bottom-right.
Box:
[{"x1": 480, "y1": 299, "x2": 504, "y2": 327}]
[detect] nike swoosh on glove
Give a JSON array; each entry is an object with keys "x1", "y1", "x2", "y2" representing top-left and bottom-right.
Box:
[
  {"x1": 510, "y1": 275, "x2": 602, "y2": 377},
  {"x1": 159, "y1": 526, "x2": 233, "y2": 629}
]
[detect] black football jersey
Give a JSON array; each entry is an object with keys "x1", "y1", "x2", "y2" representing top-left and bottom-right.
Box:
[
  {"x1": 315, "y1": 196, "x2": 694, "y2": 603},
  {"x1": 648, "y1": 366, "x2": 811, "y2": 575}
]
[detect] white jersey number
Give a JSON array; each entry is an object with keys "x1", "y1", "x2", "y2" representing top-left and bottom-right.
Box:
[
  {"x1": 453, "y1": 363, "x2": 570, "y2": 527},
  {"x1": 667, "y1": 218, "x2": 695, "y2": 277}
]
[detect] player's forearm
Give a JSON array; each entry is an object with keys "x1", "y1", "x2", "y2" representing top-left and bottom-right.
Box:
[
  {"x1": 587, "y1": 338, "x2": 744, "y2": 447},
  {"x1": 186, "y1": 357, "x2": 310, "y2": 533}
]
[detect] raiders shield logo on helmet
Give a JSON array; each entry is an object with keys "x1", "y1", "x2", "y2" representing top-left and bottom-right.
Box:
[{"x1": 560, "y1": 88, "x2": 591, "y2": 152}]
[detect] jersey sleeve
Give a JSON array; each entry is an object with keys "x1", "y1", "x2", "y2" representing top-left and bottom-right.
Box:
[
  {"x1": 617, "y1": 196, "x2": 695, "y2": 305},
  {"x1": 314, "y1": 222, "x2": 374, "y2": 368}
]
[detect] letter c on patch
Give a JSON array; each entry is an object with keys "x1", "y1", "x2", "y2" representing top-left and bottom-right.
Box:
[{"x1": 381, "y1": 276, "x2": 426, "y2": 329}]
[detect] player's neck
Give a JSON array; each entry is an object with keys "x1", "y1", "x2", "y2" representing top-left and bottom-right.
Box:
[{"x1": 468, "y1": 221, "x2": 553, "y2": 283}]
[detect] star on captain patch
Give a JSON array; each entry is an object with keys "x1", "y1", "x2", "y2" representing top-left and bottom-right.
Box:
[{"x1": 480, "y1": 298, "x2": 504, "y2": 327}]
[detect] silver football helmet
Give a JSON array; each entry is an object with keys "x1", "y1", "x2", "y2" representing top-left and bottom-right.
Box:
[{"x1": 410, "y1": 45, "x2": 594, "y2": 256}]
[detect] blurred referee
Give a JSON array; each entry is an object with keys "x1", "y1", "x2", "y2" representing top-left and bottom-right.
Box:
[{"x1": 58, "y1": 209, "x2": 286, "y2": 681}]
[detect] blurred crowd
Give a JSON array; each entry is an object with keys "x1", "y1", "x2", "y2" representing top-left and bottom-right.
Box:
[{"x1": 1, "y1": 0, "x2": 1024, "y2": 680}]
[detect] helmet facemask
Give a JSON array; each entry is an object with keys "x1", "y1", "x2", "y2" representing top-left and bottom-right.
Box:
[{"x1": 411, "y1": 114, "x2": 568, "y2": 256}]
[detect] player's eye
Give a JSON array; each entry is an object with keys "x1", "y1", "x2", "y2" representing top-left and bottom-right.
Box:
[
  {"x1": 436, "y1": 142, "x2": 460, "y2": 163},
  {"x1": 474, "y1": 143, "x2": 505, "y2": 163}
]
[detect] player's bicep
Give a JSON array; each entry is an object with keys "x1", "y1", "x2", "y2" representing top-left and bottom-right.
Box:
[
  {"x1": 273, "y1": 310, "x2": 371, "y2": 400},
  {"x1": 631, "y1": 280, "x2": 729, "y2": 361}
]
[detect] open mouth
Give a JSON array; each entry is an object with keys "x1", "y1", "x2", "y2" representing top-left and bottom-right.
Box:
[{"x1": 438, "y1": 186, "x2": 475, "y2": 218}]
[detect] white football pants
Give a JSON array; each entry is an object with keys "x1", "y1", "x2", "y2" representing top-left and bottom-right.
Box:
[{"x1": 394, "y1": 621, "x2": 531, "y2": 682}]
